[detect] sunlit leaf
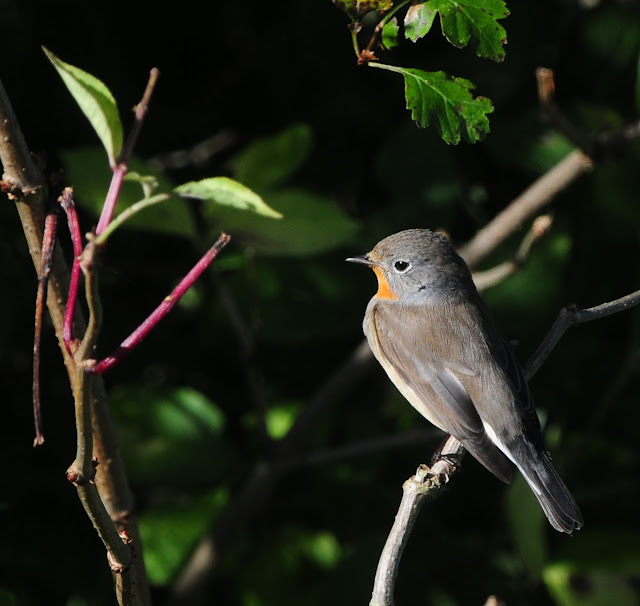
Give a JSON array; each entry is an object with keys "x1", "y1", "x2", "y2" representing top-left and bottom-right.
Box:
[
  {"x1": 404, "y1": 3, "x2": 437, "y2": 42},
  {"x1": 43, "y1": 47, "x2": 123, "y2": 166},
  {"x1": 407, "y1": 0, "x2": 509, "y2": 61},
  {"x1": 175, "y1": 177, "x2": 283, "y2": 219},
  {"x1": 370, "y1": 63, "x2": 493, "y2": 143}
]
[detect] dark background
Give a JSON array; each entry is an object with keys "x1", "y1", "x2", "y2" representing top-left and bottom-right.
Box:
[{"x1": 2, "y1": 1, "x2": 640, "y2": 605}]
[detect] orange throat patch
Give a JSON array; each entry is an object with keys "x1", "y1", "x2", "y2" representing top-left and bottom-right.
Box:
[{"x1": 372, "y1": 267, "x2": 398, "y2": 300}]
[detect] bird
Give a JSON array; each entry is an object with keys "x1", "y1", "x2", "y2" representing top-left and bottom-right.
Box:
[{"x1": 347, "y1": 228, "x2": 583, "y2": 533}]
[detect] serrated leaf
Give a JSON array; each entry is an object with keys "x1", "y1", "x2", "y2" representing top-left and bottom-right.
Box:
[
  {"x1": 420, "y1": 0, "x2": 509, "y2": 62},
  {"x1": 43, "y1": 47, "x2": 123, "y2": 166},
  {"x1": 231, "y1": 123, "x2": 314, "y2": 192},
  {"x1": 175, "y1": 177, "x2": 283, "y2": 219},
  {"x1": 370, "y1": 63, "x2": 493, "y2": 143},
  {"x1": 382, "y1": 18, "x2": 400, "y2": 49},
  {"x1": 59, "y1": 147, "x2": 195, "y2": 238},
  {"x1": 404, "y1": 3, "x2": 437, "y2": 42}
]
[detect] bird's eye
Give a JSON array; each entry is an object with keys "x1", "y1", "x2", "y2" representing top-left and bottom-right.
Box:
[{"x1": 393, "y1": 260, "x2": 411, "y2": 273}]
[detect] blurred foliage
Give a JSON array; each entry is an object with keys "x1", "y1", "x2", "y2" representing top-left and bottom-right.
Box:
[{"x1": 2, "y1": 1, "x2": 640, "y2": 606}]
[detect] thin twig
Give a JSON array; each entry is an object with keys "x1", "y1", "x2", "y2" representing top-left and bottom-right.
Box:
[
  {"x1": 32, "y1": 199, "x2": 58, "y2": 446},
  {"x1": 89, "y1": 233, "x2": 231, "y2": 374},
  {"x1": 96, "y1": 68, "x2": 160, "y2": 235},
  {"x1": 523, "y1": 289, "x2": 640, "y2": 380},
  {"x1": 536, "y1": 67, "x2": 593, "y2": 155},
  {"x1": 458, "y1": 149, "x2": 593, "y2": 268},
  {"x1": 59, "y1": 187, "x2": 83, "y2": 352},
  {"x1": 472, "y1": 214, "x2": 553, "y2": 292}
]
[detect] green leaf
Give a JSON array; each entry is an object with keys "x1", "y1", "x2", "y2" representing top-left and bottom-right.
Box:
[
  {"x1": 382, "y1": 18, "x2": 400, "y2": 49},
  {"x1": 175, "y1": 177, "x2": 283, "y2": 219},
  {"x1": 544, "y1": 564, "x2": 639, "y2": 606},
  {"x1": 413, "y1": 0, "x2": 509, "y2": 62},
  {"x1": 231, "y1": 123, "x2": 314, "y2": 192},
  {"x1": 505, "y1": 474, "x2": 548, "y2": 577},
  {"x1": 370, "y1": 63, "x2": 493, "y2": 144},
  {"x1": 43, "y1": 47, "x2": 123, "y2": 166},
  {"x1": 404, "y1": 3, "x2": 437, "y2": 42},
  {"x1": 59, "y1": 147, "x2": 195, "y2": 238},
  {"x1": 109, "y1": 386, "x2": 235, "y2": 487},
  {"x1": 203, "y1": 188, "x2": 358, "y2": 256},
  {"x1": 265, "y1": 402, "x2": 301, "y2": 440},
  {"x1": 139, "y1": 489, "x2": 228, "y2": 585}
]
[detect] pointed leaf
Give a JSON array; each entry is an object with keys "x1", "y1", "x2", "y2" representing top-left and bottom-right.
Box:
[
  {"x1": 370, "y1": 63, "x2": 493, "y2": 144},
  {"x1": 43, "y1": 47, "x2": 123, "y2": 166},
  {"x1": 175, "y1": 177, "x2": 283, "y2": 218},
  {"x1": 413, "y1": 0, "x2": 509, "y2": 62}
]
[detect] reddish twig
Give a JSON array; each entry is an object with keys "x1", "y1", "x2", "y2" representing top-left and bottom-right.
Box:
[
  {"x1": 32, "y1": 199, "x2": 58, "y2": 446},
  {"x1": 96, "y1": 68, "x2": 160, "y2": 235},
  {"x1": 89, "y1": 233, "x2": 231, "y2": 374},
  {"x1": 58, "y1": 187, "x2": 83, "y2": 353}
]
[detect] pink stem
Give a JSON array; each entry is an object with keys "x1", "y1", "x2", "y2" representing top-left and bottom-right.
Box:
[
  {"x1": 95, "y1": 68, "x2": 160, "y2": 236},
  {"x1": 88, "y1": 233, "x2": 231, "y2": 375},
  {"x1": 33, "y1": 201, "x2": 59, "y2": 445},
  {"x1": 59, "y1": 188, "x2": 83, "y2": 352}
]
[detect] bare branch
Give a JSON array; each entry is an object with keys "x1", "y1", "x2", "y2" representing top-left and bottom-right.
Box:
[
  {"x1": 472, "y1": 214, "x2": 553, "y2": 292},
  {"x1": 458, "y1": 149, "x2": 593, "y2": 268},
  {"x1": 370, "y1": 436, "x2": 464, "y2": 606},
  {"x1": 523, "y1": 289, "x2": 640, "y2": 380}
]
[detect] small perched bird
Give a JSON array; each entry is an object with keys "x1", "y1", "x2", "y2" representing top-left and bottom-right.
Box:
[{"x1": 347, "y1": 229, "x2": 583, "y2": 533}]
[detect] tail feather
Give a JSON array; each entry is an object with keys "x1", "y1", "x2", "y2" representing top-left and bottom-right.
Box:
[{"x1": 517, "y1": 450, "x2": 583, "y2": 534}]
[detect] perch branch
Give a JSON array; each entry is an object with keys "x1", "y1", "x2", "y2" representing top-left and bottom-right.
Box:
[
  {"x1": 370, "y1": 436, "x2": 464, "y2": 606},
  {"x1": 370, "y1": 288, "x2": 640, "y2": 606}
]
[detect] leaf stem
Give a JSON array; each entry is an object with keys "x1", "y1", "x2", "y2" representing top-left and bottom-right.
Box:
[
  {"x1": 363, "y1": 0, "x2": 412, "y2": 57},
  {"x1": 88, "y1": 233, "x2": 231, "y2": 374},
  {"x1": 96, "y1": 68, "x2": 160, "y2": 235},
  {"x1": 94, "y1": 192, "x2": 170, "y2": 245}
]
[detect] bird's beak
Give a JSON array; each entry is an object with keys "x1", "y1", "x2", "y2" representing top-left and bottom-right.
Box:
[{"x1": 346, "y1": 254, "x2": 378, "y2": 267}]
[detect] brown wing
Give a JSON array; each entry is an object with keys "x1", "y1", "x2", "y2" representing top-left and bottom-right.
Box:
[{"x1": 366, "y1": 299, "x2": 514, "y2": 483}]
